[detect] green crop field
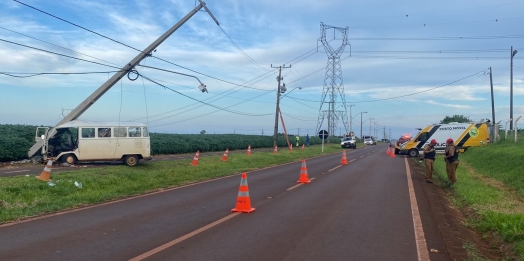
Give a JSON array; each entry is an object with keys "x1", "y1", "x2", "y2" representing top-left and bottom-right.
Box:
[{"x1": 0, "y1": 124, "x2": 326, "y2": 162}]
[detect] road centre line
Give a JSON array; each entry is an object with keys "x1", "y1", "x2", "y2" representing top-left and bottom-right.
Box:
[
  {"x1": 359, "y1": 155, "x2": 365, "y2": 158},
  {"x1": 348, "y1": 159, "x2": 356, "y2": 163},
  {"x1": 128, "y1": 213, "x2": 241, "y2": 261},
  {"x1": 0, "y1": 158, "x2": 310, "y2": 228},
  {"x1": 404, "y1": 158, "x2": 430, "y2": 260},
  {"x1": 329, "y1": 165, "x2": 342, "y2": 172},
  {"x1": 286, "y1": 184, "x2": 303, "y2": 191},
  {"x1": 5, "y1": 170, "x2": 30, "y2": 173}
]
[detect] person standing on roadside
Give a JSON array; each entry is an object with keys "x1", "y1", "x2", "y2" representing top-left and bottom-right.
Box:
[
  {"x1": 444, "y1": 138, "x2": 460, "y2": 185},
  {"x1": 423, "y1": 139, "x2": 438, "y2": 183},
  {"x1": 305, "y1": 134, "x2": 310, "y2": 147},
  {"x1": 295, "y1": 135, "x2": 300, "y2": 147}
]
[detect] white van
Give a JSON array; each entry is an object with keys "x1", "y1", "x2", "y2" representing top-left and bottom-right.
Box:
[
  {"x1": 36, "y1": 120, "x2": 152, "y2": 166},
  {"x1": 399, "y1": 122, "x2": 489, "y2": 157}
]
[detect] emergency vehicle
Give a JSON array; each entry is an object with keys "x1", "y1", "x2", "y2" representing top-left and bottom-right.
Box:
[{"x1": 398, "y1": 121, "x2": 490, "y2": 157}]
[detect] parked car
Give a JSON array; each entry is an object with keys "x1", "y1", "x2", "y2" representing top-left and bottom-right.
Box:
[
  {"x1": 364, "y1": 138, "x2": 376, "y2": 145},
  {"x1": 341, "y1": 136, "x2": 357, "y2": 149}
]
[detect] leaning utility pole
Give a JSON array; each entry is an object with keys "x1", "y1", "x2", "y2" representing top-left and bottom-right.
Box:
[
  {"x1": 316, "y1": 22, "x2": 351, "y2": 142},
  {"x1": 272, "y1": 64, "x2": 291, "y2": 148},
  {"x1": 28, "y1": 0, "x2": 218, "y2": 159}
]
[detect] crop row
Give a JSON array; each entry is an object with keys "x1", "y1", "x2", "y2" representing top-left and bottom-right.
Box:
[{"x1": 0, "y1": 124, "x2": 325, "y2": 162}]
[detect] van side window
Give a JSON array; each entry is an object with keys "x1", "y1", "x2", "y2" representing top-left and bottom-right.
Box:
[
  {"x1": 114, "y1": 127, "x2": 127, "y2": 137},
  {"x1": 98, "y1": 128, "x2": 111, "y2": 138},
  {"x1": 417, "y1": 133, "x2": 428, "y2": 142},
  {"x1": 81, "y1": 128, "x2": 95, "y2": 138},
  {"x1": 129, "y1": 127, "x2": 141, "y2": 137}
]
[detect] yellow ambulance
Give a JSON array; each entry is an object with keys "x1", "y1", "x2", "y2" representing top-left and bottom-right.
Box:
[{"x1": 398, "y1": 122, "x2": 490, "y2": 157}]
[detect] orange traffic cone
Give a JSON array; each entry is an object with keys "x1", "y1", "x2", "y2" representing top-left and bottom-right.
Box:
[
  {"x1": 191, "y1": 150, "x2": 200, "y2": 166},
  {"x1": 247, "y1": 145, "x2": 251, "y2": 156},
  {"x1": 301, "y1": 144, "x2": 305, "y2": 150},
  {"x1": 341, "y1": 150, "x2": 348, "y2": 165},
  {"x1": 221, "y1": 148, "x2": 229, "y2": 162},
  {"x1": 297, "y1": 159, "x2": 311, "y2": 183},
  {"x1": 36, "y1": 159, "x2": 53, "y2": 181},
  {"x1": 390, "y1": 147, "x2": 396, "y2": 158},
  {"x1": 231, "y1": 173, "x2": 255, "y2": 213},
  {"x1": 273, "y1": 146, "x2": 278, "y2": 154},
  {"x1": 386, "y1": 147, "x2": 391, "y2": 155},
  {"x1": 289, "y1": 144, "x2": 293, "y2": 152}
]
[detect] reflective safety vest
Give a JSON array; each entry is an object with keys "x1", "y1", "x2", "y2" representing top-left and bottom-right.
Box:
[{"x1": 424, "y1": 145, "x2": 436, "y2": 159}]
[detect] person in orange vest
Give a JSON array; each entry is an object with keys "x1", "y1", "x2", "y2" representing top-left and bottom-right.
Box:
[
  {"x1": 423, "y1": 139, "x2": 437, "y2": 183},
  {"x1": 444, "y1": 138, "x2": 460, "y2": 186}
]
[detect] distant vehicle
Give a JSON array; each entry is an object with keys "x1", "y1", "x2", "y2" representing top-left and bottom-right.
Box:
[
  {"x1": 341, "y1": 136, "x2": 357, "y2": 149},
  {"x1": 364, "y1": 138, "x2": 376, "y2": 145},
  {"x1": 398, "y1": 121, "x2": 490, "y2": 157},
  {"x1": 34, "y1": 120, "x2": 152, "y2": 166},
  {"x1": 389, "y1": 139, "x2": 398, "y2": 147},
  {"x1": 394, "y1": 135, "x2": 413, "y2": 154}
]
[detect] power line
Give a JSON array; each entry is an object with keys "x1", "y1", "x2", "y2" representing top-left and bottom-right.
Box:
[
  {"x1": 138, "y1": 73, "x2": 272, "y2": 117},
  {"x1": 0, "y1": 26, "x2": 121, "y2": 67},
  {"x1": 0, "y1": 38, "x2": 121, "y2": 69},
  {"x1": 216, "y1": 25, "x2": 270, "y2": 72},
  {"x1": 13, "y1": 0, "x2": 143, "y2": 53},
  {"x1": 349, "y1": 35, "x2": 524, "y2": 41},
  {"x1": 0, "y1": 71, "x2": 119, "y2": 78},
  {"x1": 286, "y1": 69, "x2": 489, "y2": 104},
  {"x1": 12, "y1": 0, "x2": 273, "y2": 92},
  {"x1": 150, "y1": 56, "x2": 273, "y2": 91}
]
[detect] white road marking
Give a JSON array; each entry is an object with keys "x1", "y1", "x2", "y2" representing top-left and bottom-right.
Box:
[
  {"x1": 129, "y1": 213, "x2": 241, "y2": 261},
  {"x1": 404, "y1": 157, "x2": 430, "y2": 261},
  {"x1": 5, "y1": 170, "x2": 30, "y2": 174},
  {"x1": 329, "y1": 165, "x2": 342, "y2": 172},
  {"x1": 287, "y1": 184, "x2": 303, "y2": 191}
]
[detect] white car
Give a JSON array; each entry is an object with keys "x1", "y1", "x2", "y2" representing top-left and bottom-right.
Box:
[{"x1": 364, "y1": 138, "x2": 376, "y2": 145}]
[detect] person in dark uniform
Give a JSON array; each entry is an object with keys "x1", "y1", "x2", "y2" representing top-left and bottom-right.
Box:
[
  {"x1": 423, "y1": 139, "x2": 437, "y2": 183},
  {"x1": 444, "y1": 138, "x2": 460, "y2": 185},
  {"x1": 306, "y1": 134, "x2": 310, "y2": 147}
]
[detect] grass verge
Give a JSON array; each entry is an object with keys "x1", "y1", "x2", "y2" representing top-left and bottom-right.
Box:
[
  {"x1": 428, "y1": 138, "x2": 524, "y2": 260},
  {"x1": 0, "y1": 144, "x2": 353, "y2": 224}
]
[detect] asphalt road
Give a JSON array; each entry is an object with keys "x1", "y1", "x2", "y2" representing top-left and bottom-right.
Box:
[{"x1": 0, "y1": 145, "x2": 449, "y2": 260}]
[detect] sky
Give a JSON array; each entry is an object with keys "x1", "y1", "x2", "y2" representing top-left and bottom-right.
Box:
[{"x1": 1, "y1": 0, "x2": 523, "y2": 140}]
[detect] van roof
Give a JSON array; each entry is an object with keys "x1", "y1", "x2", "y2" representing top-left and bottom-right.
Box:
[{"x1": 56, "y1": 120, "x2": 147, "y2": 128}]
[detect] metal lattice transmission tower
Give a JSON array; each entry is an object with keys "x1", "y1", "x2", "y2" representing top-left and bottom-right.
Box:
[{"x1": 316, "y1": 22, "x2": 351, "y2": 141}]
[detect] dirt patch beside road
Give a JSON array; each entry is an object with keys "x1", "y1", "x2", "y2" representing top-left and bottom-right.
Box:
[{"x1": 408, "y1": 158, "x2": 510, "y2": 260}]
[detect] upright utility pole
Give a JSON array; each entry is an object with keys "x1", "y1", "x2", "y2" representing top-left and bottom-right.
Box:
[
  {"x1": 489, "y1": 67, "x2": 496, "y2": 142},
  {"x1": 349, "y1": 104, "x2": 355, "y2": 133},
  {"x1": 510, "y1": 46, "x2": 518, "y2": 130},
  {"x1": 316, "y1": 22, "x2": 351, "y2": 142},
  {"x1": 272, "y1": 64, "x2": 291, "y2": 148}
]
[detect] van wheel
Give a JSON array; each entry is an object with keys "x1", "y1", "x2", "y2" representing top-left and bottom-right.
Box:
[
  {"x1": 62, "y1": 154, "x2": 76, "y2": 164},
  {"x1": 408, "y1": 149, "x2": 419, "y2": 158},
  {"x1": 124, "y1": 155, "x2": 139, "y2": 166}
]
